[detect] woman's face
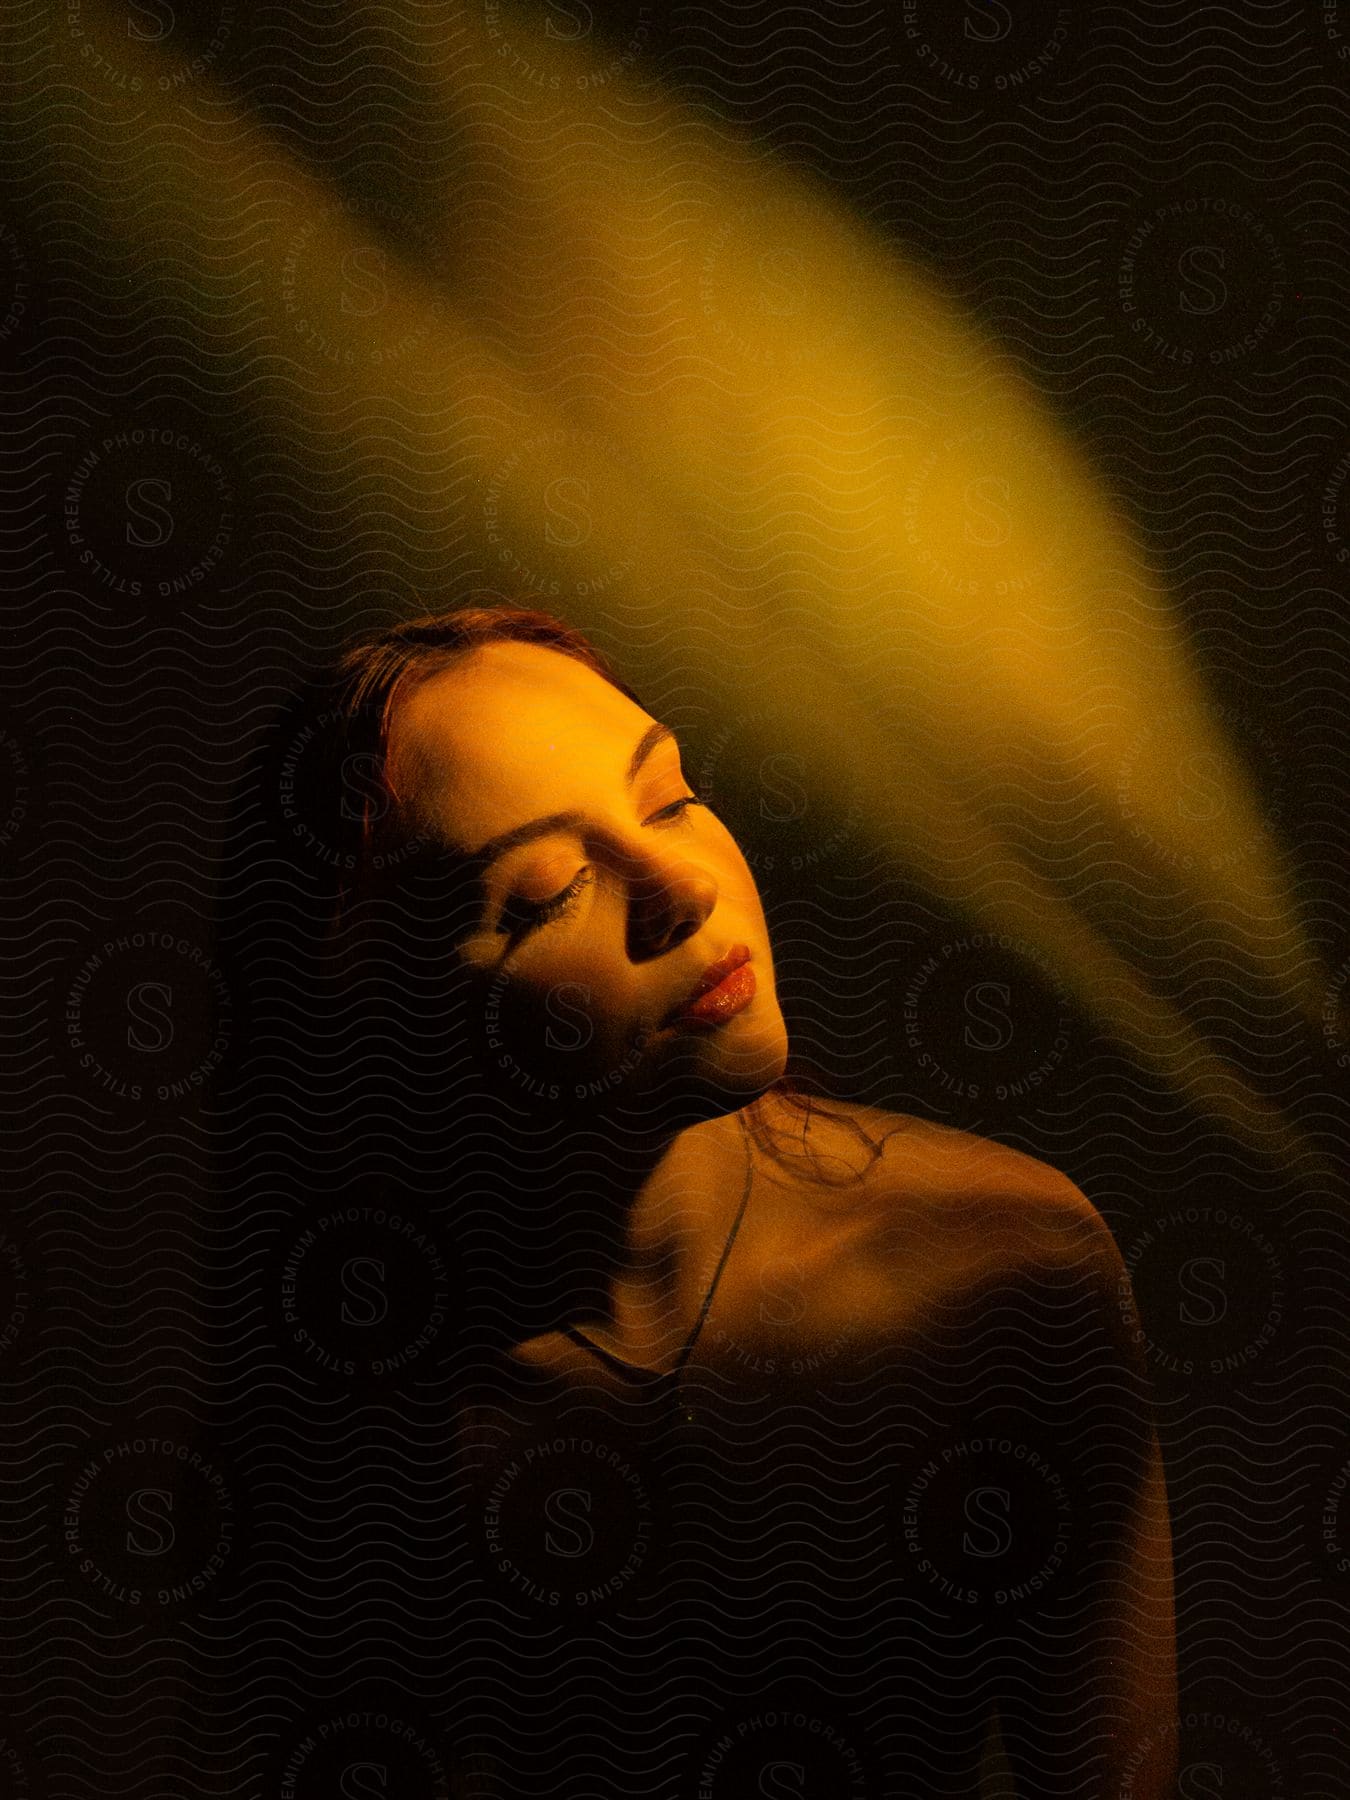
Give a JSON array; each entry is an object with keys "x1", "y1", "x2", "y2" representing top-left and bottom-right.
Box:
[{"x1": 384, "y1": 640, "x2": 789, "y2": 1117}]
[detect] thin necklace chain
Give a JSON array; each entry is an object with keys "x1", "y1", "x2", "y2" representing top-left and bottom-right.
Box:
[{"x1": 562, "y1": 1113, "x2": 755, "y2": 1390}]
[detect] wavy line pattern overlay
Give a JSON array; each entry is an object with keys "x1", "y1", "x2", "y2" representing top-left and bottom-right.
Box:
[{"x1": 2, "y1": 1, "x2": 1347, "y2": 1796}]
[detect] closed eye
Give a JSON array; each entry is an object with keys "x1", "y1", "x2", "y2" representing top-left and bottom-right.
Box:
[
  {"x1": 497, "y1": 867, "x2": 595, "y2": 936},
  {"x1": 650, "y1": 795, "x2": 700, "y2": 824},
  {"x1": 496, "y1": 796, "x2": 704, "y2": 938}
]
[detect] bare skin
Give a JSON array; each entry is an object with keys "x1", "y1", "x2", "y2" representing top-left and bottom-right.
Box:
[
  {"x1": 509, "y1": 1091, "x2": 1179, "y2": 1800},
  {"x1": 508, "y1": 1088, "x2": 1111, "y2": 1382},
  {"x1": 384, "y1": 639, "x2": 1177, "y2": 1797}
]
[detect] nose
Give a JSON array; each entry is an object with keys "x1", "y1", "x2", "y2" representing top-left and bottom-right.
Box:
[{"x1": 621, "y1": 840, "x2": 718, "y2": 960}]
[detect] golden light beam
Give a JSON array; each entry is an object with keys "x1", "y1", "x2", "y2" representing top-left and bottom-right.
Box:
[
  {"x1": 422, "y1": 6, "x2": 1313, "y2": 989},
  {"x1": 14, "y1": 1, "x2": 1323, "y2": 1163}
]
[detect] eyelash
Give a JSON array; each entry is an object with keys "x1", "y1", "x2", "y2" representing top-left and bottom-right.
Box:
[{"x1": 500, "y1": 797, "x2": 701, "y2": 936}]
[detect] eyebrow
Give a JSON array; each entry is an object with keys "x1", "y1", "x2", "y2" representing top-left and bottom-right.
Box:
[{"x1": 462, "y1": 720, "x2": 678, "y2": 876}]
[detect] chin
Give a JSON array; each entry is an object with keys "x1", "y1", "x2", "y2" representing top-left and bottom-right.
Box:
[
  {"x1": 533, "y1": 993, "x2": 789, "y2": 1129},
  {"x1": 643, "y1": 1005, "x2": 790, "y2": 1118}
]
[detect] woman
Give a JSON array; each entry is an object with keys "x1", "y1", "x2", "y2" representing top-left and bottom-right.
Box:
[{"x1": 324, "y1": 600, "x2": 1177, "y2": 1798}]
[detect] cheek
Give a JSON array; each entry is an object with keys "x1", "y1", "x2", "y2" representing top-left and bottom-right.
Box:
[{"x1": 509, "y1": 933, "x2": 647, "y2": 1063}]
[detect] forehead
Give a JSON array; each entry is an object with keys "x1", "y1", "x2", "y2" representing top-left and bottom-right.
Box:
[{"x1": 385, "y1": 639, "x2": 655, "y2": 853}]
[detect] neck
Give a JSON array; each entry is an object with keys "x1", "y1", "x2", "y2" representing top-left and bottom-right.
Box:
[{"x1": 553, "y1": 1094, "x2": 753, "y2": 1367}]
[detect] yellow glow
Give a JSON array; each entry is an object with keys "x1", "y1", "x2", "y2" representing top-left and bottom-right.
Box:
[{"x1": 26, "y1": 0, "x2": 1323, "y2": 1162}]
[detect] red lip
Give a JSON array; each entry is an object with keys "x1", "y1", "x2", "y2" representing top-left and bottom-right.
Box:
[{"x1": 667, "y1": 943, "x2": 753, "y2": 1026}]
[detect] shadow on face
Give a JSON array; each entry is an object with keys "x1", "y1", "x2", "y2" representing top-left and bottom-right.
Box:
[{"x1": 381, "y1": 641, "x2": 790, "y2": 1127}]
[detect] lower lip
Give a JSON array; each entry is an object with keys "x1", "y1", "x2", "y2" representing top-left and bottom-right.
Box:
[{"x1": 671, "y1": 962, "x2": 756, "y2": 1028}]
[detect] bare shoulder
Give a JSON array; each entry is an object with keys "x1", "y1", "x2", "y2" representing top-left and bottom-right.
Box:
[
  {"x1": 727, "y1": 1095, "x2": 1135, "y2": 1357},
  {"x1": 779, "y1": 1097, "x2": 1122, "y2": 1289}
]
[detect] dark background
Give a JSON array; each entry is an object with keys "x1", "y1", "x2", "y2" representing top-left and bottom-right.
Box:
[{"x1": 2, "y1": 1, "x2": 1348, "y2": 1795}]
